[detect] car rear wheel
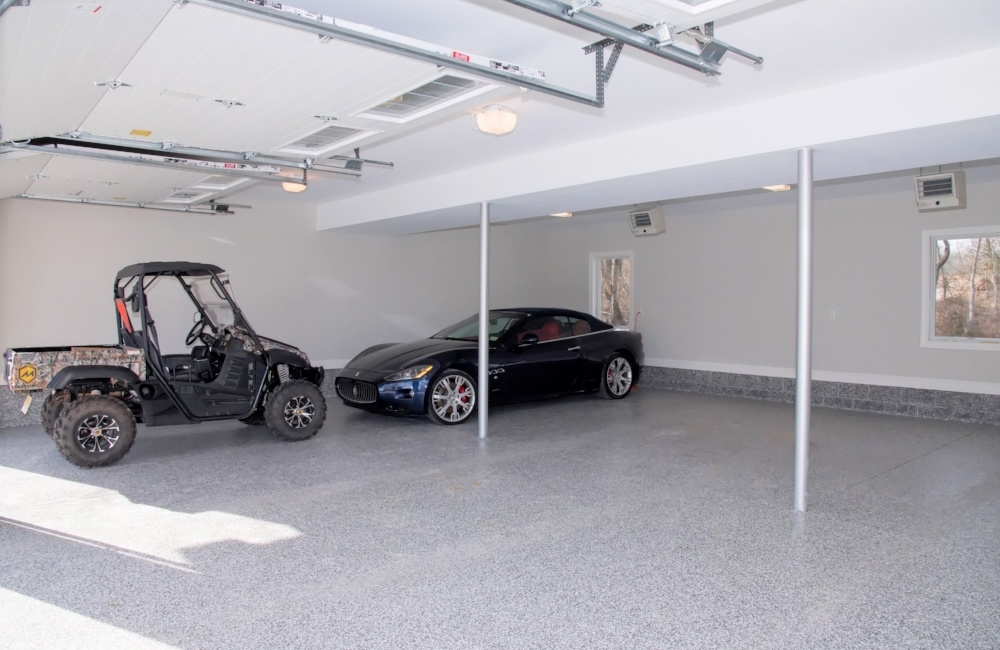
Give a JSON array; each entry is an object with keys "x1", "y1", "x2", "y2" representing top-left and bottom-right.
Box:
[
  {"x1": 599, "y1": 354, "x2": 634, "y2": 399},
  {"x1": 53, "y1": 395, "x2": 137, "y2": 467},
  {"x1": 264, "y1": 380, "x2": 326, "y2": 441},
  {"x1": 427, "y1": 369, "x2": 476, "y2": 425}
]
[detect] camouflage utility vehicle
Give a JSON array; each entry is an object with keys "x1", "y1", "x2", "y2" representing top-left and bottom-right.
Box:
[{"x1": 4, "y1": 262, "x2": 326, "y2": 467}]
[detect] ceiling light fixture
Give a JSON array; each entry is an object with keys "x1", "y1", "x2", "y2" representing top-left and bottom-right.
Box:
[
  {"x1": 280, "y1": 170, "x2": 308, "y2": 193},
  {"x1": 549, "y1": 212, "x2": 573, "y2": 218},
  {"x1": 762, "y1": 184, "x2": 792, "y2": 192},
  {"x1": 474, "y1": 104, "x2": 517, "y2": 136}
]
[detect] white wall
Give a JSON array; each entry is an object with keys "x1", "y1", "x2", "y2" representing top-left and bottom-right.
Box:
[
  {"x1": 0, "y1": 199, "x2": 546, "y2": 366},
  {"x1": 4, "y1": 165, "x2": 999, "y2": 396}
]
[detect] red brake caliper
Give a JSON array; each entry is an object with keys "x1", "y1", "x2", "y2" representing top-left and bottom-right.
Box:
[{"x1": 459, "y1": 384, "x2": 467, "y2": 403}]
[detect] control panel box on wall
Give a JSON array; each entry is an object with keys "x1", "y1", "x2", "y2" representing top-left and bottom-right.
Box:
[
  {"x1": 628, "y1": 204, "x2": 666, "y2": 236},
  {"x1": 915, "y1": 171, "x2": 966, "y2": 212}
]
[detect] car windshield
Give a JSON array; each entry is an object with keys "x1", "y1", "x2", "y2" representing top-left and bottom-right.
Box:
[{"x1": 432, "y1": 311, "x2": 523, "y2": 342}]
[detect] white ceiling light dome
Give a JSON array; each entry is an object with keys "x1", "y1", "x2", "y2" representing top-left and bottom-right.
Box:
[
  {"x1": 474, "y1": 104, "x2": 517, "y2": 136},
  {"x1": 280, "y1": 170, "x2": 308, "y2": 193}
]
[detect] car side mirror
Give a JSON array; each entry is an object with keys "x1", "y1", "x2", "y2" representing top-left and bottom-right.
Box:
[{"x1": 519, "y1": 333, "x2": 539, "y2": 346}]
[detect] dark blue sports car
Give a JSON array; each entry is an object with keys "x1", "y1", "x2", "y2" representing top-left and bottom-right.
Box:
[{"x1": 335, "y1": 308, "x2": 644, "y2": 424}]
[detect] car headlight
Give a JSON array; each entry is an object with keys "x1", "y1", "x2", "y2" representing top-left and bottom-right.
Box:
[{"x1": 384, "y1": 364, "x2": 435, "y2": 382}]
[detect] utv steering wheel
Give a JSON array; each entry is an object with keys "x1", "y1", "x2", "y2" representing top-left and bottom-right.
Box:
[{"x1": 185, "y1": 317, "x2": 213, "y2": 346}]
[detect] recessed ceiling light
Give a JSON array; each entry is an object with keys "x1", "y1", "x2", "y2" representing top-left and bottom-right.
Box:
[
  {"x1": 549, "y1": 212, "x2": 573, "y2": 218},
  {"x1": 762, "y1": 184, "x2": 792, "y2": 192}
]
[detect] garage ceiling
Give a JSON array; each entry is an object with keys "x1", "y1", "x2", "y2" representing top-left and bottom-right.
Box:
[{"x1": 2, "y1": 0, "x2": 1000, "y2": 232}]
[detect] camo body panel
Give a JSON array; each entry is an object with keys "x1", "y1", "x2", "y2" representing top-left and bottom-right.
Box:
[
  {"x1": 6, "y1": 346, "x2": 146, "y2": 392},
  {"x1": 224, "y1": 327, "x2": 309, "y2": 364}
]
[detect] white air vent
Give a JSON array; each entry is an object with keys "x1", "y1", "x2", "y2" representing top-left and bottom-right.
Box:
[
  {"x1": 358, "y1": 74, "x2": 493, "y2": 123},
  {"x1": 278, "y1": 124, "x2": 374, "y2": 156},
  {"x1": 628, "y1": 204, "x2": 666, "y2": 236},
  {"x1": 916, "y1": 172, "x2": 966, "y2": 212}
]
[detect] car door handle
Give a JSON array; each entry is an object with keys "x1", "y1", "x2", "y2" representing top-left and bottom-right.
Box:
[{"x1": 567, "y1": 346, "x2": 580, "y2": 351}]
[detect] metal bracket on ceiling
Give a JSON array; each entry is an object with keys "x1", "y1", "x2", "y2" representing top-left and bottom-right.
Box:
[
  {"x1": 94, "y1": 79, "x2": 132, "y2": 90},
  {"x1": 583, "y1": 24, "x2": 652, "y2": 107},
  {"x1": 503, "y1": 0, "x2": 720, "y2": 77},
  {"x1": 684, "y1": 23, "x2": 763, "y2": 65},
  {"x1": 567, "y1": 0, "x2": 601, "y2": 16}
]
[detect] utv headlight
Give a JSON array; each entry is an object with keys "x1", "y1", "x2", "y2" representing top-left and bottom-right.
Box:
[{"x1": 384, "y1": 364, "x2": 435, "y2": 382}]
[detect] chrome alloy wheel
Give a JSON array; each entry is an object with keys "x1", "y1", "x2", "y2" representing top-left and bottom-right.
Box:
[
  {"x1": 76, "y1": 414, "x2": 121, "y2": 453},
  {"x1": 431, "y1": 374, "x2": 476, "y2": 423},
  {"x1": 283, "y1": 396, "x2": 315, "y2": 429},
  {"x1": 605, "y1": 357, "x2": 633, "y2": 397}
]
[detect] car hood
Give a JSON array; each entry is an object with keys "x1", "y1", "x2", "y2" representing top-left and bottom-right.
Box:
[{"x1": 345, "y1": 339, "x2": 474, "y2": 373}]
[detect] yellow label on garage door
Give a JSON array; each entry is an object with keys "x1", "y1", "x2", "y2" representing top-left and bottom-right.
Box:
[{"x1": 17, "y1": 365, "x2": 37, "y2": 385}]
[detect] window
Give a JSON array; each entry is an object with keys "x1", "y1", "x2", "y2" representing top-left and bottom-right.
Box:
[
  {"x1": 922, "y1": 227, "x2": 1000, "y2": 349},
  {"x1": 590, "y1": 252, "x2": 632, "y2": 328}
]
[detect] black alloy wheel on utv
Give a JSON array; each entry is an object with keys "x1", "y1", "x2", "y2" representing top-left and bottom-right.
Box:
[
  {"x1": 41, "y1": 391, "x2": 70, "y2": 439},
  {"x1": 53, "y1": 395, "x2": 137, "y2": 468},
  {"x1": 264, "y1": 380, "x2": 326, "y2": 441}
]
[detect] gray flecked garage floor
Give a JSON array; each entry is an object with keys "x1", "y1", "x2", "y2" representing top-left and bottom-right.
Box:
[{"x1": 1, "y1": 388, "x2": 998, "y2": 650}]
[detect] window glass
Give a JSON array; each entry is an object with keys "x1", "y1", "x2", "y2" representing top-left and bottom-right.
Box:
[
  {"x1": 434, "y1": 312, "x2": 521, "y2": 341},
  {"x1": 923, "y1": 228, "x2": 1000, "y2": 350},
  {"x1": 519, "y1": 317, "x2": 570, "y2": 342},
  {"x1": 591, "y1": 253, "x2": 632, "y2": 328},
  {"x1": 933, "y1": 234, "x2": 1000, "y2": 339},
  {"x1": 567, "y1": 317, "x2": 591, "y2": 336}
]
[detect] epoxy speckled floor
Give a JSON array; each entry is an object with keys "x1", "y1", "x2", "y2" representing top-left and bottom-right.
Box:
[{"x1": 1, "y1": 389, "x2": 998, "y2": 649}]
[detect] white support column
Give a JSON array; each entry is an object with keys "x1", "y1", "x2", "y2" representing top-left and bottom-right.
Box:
[
  {"x1": 794, "y1": 147, "x2": 813, "y2": 512},
  {"x1": 478, "y1": 202, "x2": 490, "y2": 440}
]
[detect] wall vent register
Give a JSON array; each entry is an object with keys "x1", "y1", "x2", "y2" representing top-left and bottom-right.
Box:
[
  {"x1": 916, "y1": 171, "x2": 966, "y2": 212},
  {"x1": 628, "y1": 204, "x2": 666, "y2": 236}
]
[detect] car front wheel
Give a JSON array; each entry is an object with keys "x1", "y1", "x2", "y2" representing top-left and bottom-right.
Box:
[
  {"x1": 427, "y1": 369, "x2": 476, "y2": 425},
  {"x1": 599, "y1": 353, "x2": 634, "y2": 399}
]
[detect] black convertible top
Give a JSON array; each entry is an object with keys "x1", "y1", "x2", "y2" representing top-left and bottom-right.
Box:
[
  {"x1": 116, "y1": 262, "x2": 225, "y2": 279},
  {"x1": 496, "y1": 307, "x2": 601, "y2": 321}
]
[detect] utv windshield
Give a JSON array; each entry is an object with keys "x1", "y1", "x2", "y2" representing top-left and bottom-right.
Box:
[
  {"x1": 189, "y1": 273, "x2": 239, "y2": 330},
  {"x1": 432, "y1": 311, "x2": 523, "y2": 342}
]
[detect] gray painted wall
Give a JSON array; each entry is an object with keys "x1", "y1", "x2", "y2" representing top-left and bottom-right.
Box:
[{"x1": 525, "y1": 165, "x2": 1000, "y2": 393}]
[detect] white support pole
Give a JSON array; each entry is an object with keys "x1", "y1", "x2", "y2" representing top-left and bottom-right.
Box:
[
  {"x1": 478, "y1": 202, "x2": 490, "y2": 440},
  {"x1": 794, "y1": 147, "x2": 813, "y2": 512}
]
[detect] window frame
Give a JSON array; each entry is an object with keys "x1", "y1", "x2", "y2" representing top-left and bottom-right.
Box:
[
  {"x1": 589, "y1": 250, "x2": 634, "y2": 329},
  {"x1": 921, "y1": 226, "x2": 1000, "y2": 351}
]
